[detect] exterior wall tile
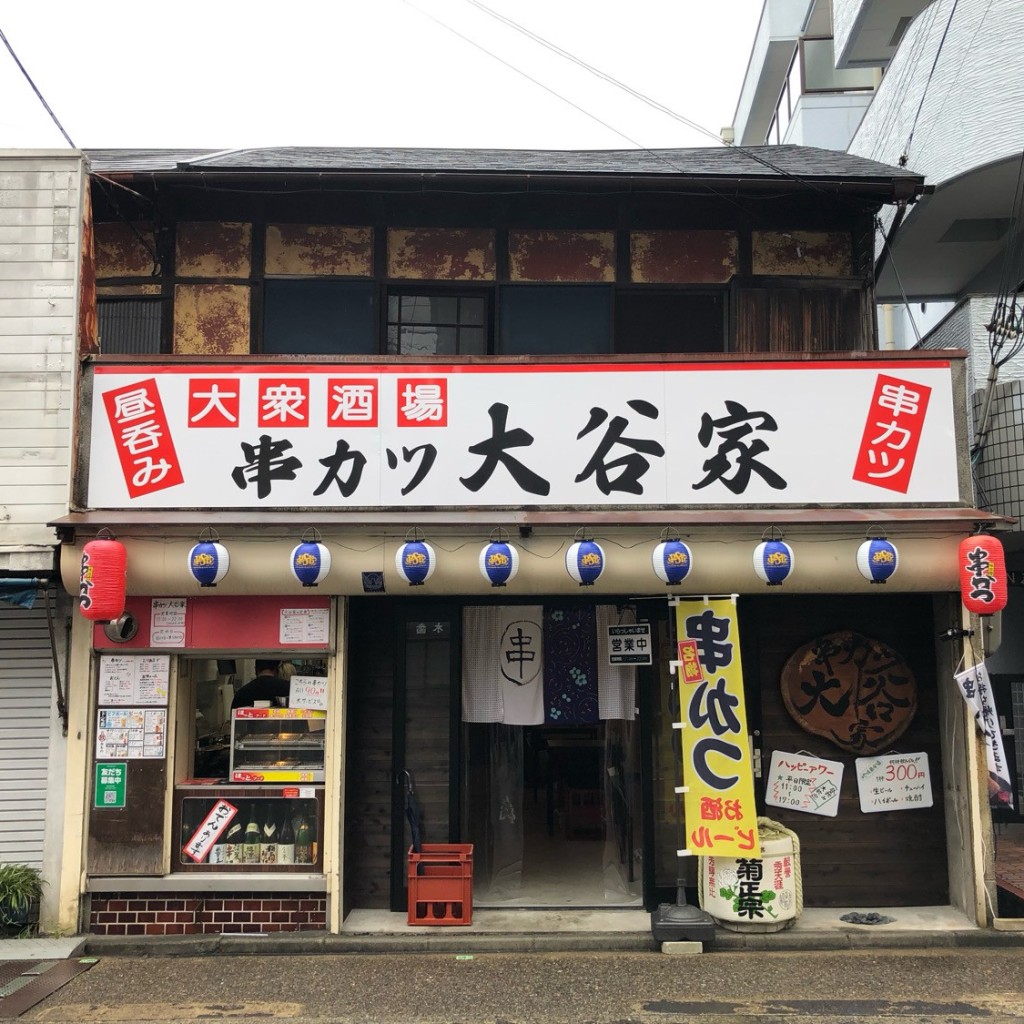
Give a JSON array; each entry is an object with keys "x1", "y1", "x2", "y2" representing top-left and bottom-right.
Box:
[
  {"x1": 172, "y1": 283, "x2": 250, "y2": 355},
  {"x1": 752, "y1": 230, "x2": 852, "y2": 276},
  {"x1": 508, "y1": 230, "x2": 615, "y2": 282},
  {"x1": 176, "y1": 222, "x2": 251, "y2": 278},
  {"x1": 630, "y1": 229, "x2": 739, "y2": 283},
  {"x1": 265, "y1": 224, "x2": 373, "y2": 276},
  {"x1": 89, "y1": 891, "x2": 328, "y2": 935},
  {"x1": 388, "y1": 228, "x2": 495, "y2": 280}
]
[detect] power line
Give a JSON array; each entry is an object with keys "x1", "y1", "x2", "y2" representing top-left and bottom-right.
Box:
[
  {"x1": 0, "y1": 24, "x2": 75, "y2": 148},
  {"x1": 461, "y1": 0, "x2": 840, "y2": 198}
]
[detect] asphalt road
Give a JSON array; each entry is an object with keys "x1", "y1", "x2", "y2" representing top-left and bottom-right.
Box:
[{"x1": 22, "y1": 948, "x2": 1024, "y2": 1024}]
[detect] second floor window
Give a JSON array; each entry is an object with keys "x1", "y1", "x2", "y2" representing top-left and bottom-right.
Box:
[{"x1": 387, "y1": 293, "x2": 488, "y2": 355}]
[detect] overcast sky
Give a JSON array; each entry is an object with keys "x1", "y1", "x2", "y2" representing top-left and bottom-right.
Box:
[{"x1": 0, "y1": 0, "x2": 762, "y2": 152}]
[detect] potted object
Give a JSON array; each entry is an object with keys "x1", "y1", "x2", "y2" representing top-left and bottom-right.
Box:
[{"x1": 0, "y1": 863, "x2": 44, "y2": 935}]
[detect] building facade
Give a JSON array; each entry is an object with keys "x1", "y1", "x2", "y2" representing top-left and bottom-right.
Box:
[
  {"x1": 0, "y1": 151, "x2": 86, "y2": 932},
  {"x1": 48, "y1": 145, "x2": 1002, "y2": 938},
  {"x1": 732, "y1": 0, "x2": 1024, "y2": 896}
]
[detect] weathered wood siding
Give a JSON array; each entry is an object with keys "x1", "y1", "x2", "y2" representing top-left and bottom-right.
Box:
[
  {"x1": 0, "y1": 153, "x2": 83, "y2": 569},
  {"x1": 745, "y1": 594, "x2": 948, "y2": 907}
]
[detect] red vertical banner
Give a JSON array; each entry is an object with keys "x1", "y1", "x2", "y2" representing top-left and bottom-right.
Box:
[
  {"x1": 853, "y1": 374, "x2": 931, "y2": 494},
  {"x1": 102, "y1": 379, "x2": 184, "y2": 498}
]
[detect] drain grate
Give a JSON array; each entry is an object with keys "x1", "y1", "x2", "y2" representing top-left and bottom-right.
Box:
[{"x1": 0, "y1": 959, "x2": 95, "y2": 1019}]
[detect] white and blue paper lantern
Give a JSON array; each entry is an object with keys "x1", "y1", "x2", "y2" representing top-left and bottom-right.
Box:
[
  {"x1": 653, "y1": 540, "x2": 693, "y2": 586},
  {"x1": 479, "y1": 541, "x2": 519, "y2": 587},
  {"x1": 396, "y1": 540, "x2": 436, "y2": 586},
  {"x1": 188, "y1": 541, "x2": 229, "y2": 587},
  {"x1": 856, "y1": 538, "x2": 898, "y2": 584},
  {"x1": 753, "y1": 539, "x2": 793, "y2": 586},
  {"x1": 291, "y1": 541, "x2": 331, "y2": 587},
  {"x1": 565, "y1": 540, "x2": 605, "y2": 586}
]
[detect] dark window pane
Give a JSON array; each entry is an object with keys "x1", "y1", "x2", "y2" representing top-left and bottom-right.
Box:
[
  {"x1": 388, "y1": 295, "x2": 400, "y2": 321},
  {"x1": 499, "y1": 286, "x2": 611, "y2": 355},
  {"x1": 387, "y1": 324, "x2": 399, "y2": 354},
  {"x1": 459, "y1": 327, "x2": 486, "y2": 354},
  {"x1": 264, "y1": 280, "x2": 375, "y2": 355},
  {"x1": 98, "y1": 298, "x2": 162, "y2": 354},
  {"x1": 398, "y1": 325, "x2": 458, "y2": 355},
  {"x1": 460, "y1": 297, "x2": 486, "y2": 325},
  {"x1": 615, "y1": 292, "x2": 725, "y2": 354}
]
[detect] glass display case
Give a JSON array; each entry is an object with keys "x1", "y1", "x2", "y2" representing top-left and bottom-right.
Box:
[
  {"x1": 229, "y1": 708, "x2": 326, "y2": 783},
  {"x1": 174, "y1": 785, "x2": 324, "y2": 872}
]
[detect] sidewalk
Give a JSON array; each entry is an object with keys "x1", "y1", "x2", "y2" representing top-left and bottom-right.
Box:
[{"x1": 49, "y1": 905, "x2": 1024, "y2": 957}]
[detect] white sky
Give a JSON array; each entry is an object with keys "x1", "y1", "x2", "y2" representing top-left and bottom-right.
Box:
[{"x1": 0, "y1": 0, "x2": 762, "y2": 151}]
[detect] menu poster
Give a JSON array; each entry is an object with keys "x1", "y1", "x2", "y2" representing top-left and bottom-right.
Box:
[
  {"x1": 856, "y1": 752, "x2": 933, "y2": 813},
  {"x1": 150, "y1": 598, "x2": 187, "y2": 648},
  {"x1": 290, "y1": 675, "x2": 328, "y2": 711},
  {"x1": 96, "y1": 708, "x2": 167, "y2": 759},
  {"x1": 280, "y1": 607, "x2": 330, "y2": 645},
  {"x1": 98, "y1": 655, "x2": 170, "y2": 706},
  {"x1": 765, "y1": 750, "x2": 844, "y2": 817}
]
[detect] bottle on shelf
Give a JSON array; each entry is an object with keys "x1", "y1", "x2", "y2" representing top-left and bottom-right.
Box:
[
  {"x1": 294, "y1": 810, "x2": 313, "y2": 864},
  {"x1": 260, "y1": 811, "x2": 278, "y2": 864},
  {"x1": 208, "y1": 822, "x2": 229, "y2": 865},
  {"x1": 278, "y1": 804, "x2": 295, "y2": 865},
  {"x1": 224, "y1": 818, "x2": 244, "y2": 864},
  {"x1": 243, "y1": 803, "x2": 261, "y2": 864}
]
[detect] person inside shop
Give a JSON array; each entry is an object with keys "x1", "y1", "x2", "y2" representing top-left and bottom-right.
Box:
[{"x1": 231, "y1": 659, "x2": 292, "y2": 709}]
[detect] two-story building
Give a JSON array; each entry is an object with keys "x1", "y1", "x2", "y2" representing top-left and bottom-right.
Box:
[
  {"x1": 0, "y1": 150, "x2": 86, "y2": 932},
  {"x1": 49, "y1": 145, "x2": 1001, "y2": 940}
]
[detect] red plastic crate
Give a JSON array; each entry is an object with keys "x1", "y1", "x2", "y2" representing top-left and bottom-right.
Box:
[{"x1": 407, "y1": 843, "x2": 473, "y2": 926}]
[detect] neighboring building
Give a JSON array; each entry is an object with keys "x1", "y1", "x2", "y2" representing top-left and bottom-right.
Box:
[
  {"x1": 49, "y1": 144, "x2": 1002, "y2": 940},
  {"x1": 0, "y1": 150, "x2": 86, "y2": 931},
  {"x1": 732, "y1": 0, "x2": 1024, "y2": 910}
]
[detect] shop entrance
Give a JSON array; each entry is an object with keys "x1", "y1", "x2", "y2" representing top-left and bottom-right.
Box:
[
  {"x1": 344, "y1": 598, "x2": 647, "y2": 914},
  {"x1": 463, "y1": 719, "x2": 643, "y2": 906}
]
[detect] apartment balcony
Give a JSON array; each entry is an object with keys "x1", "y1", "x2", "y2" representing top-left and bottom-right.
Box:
[
  {"x1": 849, "y1": 0, "x2": 1024, "y2": 303},
  {"x1": 832, "y1": 0, "x2": 930, "y2": 69}
]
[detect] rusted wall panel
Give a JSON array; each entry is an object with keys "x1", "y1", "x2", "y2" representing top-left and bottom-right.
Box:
[
  {"x1": 172, "y1": 284, "x2": 250, "y2": 355},
  {"x1": 631, "y1": 230, "x2": 738, "y2": 284},
  {"x1": 79, "y1": 184, "x2": 99, "y2": 356},
  {"x1": 94, "y1": 221, "x2": 157, "y2": 278},
  {"x1": 97, "y1": 283, "x2": 162, "y2": 296},
  {"x1": 508, "y1": 229, "x2": 615, "y2": 282},
  {"x1": 176, "y1": 221, "x2": 252, "y2": 278},
  {"x1": 265, "y1": 224, "x2": 373, "y2": 276},
  {"x1": 388, "y1": 228, "x2": 494, "y2": 280},
  {"x1": 752, "y1": 231, "x2": 852, "y2": 277}
]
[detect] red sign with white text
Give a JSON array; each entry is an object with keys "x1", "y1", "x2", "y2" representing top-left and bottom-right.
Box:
[
  {"x1": 102, "y1": 378, "x2": 184, "y2": 497},
  {"x1": 852, "y1": 374, "x2": 931, "y2": 494}
]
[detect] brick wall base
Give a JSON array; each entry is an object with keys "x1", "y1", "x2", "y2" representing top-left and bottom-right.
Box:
[{"x1": 89, "y1": 891, "x2": 327, "y2": 935}]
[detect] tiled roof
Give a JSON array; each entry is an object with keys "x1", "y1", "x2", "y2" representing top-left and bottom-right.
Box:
[{"x1": 85, "y1": 145, "x2": 922, "y2": 184}]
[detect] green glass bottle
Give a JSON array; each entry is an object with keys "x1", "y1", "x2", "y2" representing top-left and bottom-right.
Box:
[
  {"x1": 294, "y1": 812, "x2": 313, "y2": 864},
  {"x1": 243, "y1": 803, "x2": 261, "y2": 865}
]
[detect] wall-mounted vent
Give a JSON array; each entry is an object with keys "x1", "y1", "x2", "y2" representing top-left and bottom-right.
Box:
[{"x1": 889, "y1": 17, "x2": 913, "y2": 48}]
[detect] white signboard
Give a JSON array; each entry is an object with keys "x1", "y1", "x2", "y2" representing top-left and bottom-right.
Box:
[
  {"x1": 855, "y1": 752, "x2": 933, "y2": 812},
  {"x1": 289, "y1": 675, "x2": 328, "y2": 711},
  {"x1": 86, "y1": 360, "x2": 959, "y2": 509},
  {"x1": 98, "y1": 655, "x2": 170, "y2": 706},
  {"x1": 96, "y1": 707, "x2": 167, "y2": 759},
  {"x1": 280, "y1": 607, "x2": 330, "y2": 645},
  {"x1": 607, "y1": 623, "x2": 652, "y2": 664},
  {"x1": 765, "y1": 750, "x2": 844, "y2": 817},
  {"x1": 150, "y1": 598, "x2": 187, "y2": 647},
  {"x1": 182, "y1": 799, "x2": 238, "y2": 863}
]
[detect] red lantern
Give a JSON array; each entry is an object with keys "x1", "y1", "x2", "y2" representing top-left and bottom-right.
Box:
[
  {"x1": 959, "y1": 534, "x2": 1007, "y2": 615},
  {"x1": 79, "y1": 537, "x2": 128, "y2": 622}
]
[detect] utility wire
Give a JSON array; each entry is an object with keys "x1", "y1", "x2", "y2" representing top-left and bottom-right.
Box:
[
  {"x1": 901, "y1": 0, "x2": 960, "y2": 166},
  {"x1": 463, "y1": 0, "x2": 838, "y2": 198},
  {"x1": 0, "y1": 25, "x2": 75, "y2": 148}
]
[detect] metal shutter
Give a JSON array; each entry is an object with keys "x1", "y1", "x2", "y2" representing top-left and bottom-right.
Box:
[{"x1": 0, "y1": 605, "x2": 52, "y2": 868}]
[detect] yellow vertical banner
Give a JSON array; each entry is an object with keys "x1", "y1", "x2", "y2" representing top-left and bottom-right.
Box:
[{"x1": 675, "y1": 597, "x2": 760, "y2": 859}]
